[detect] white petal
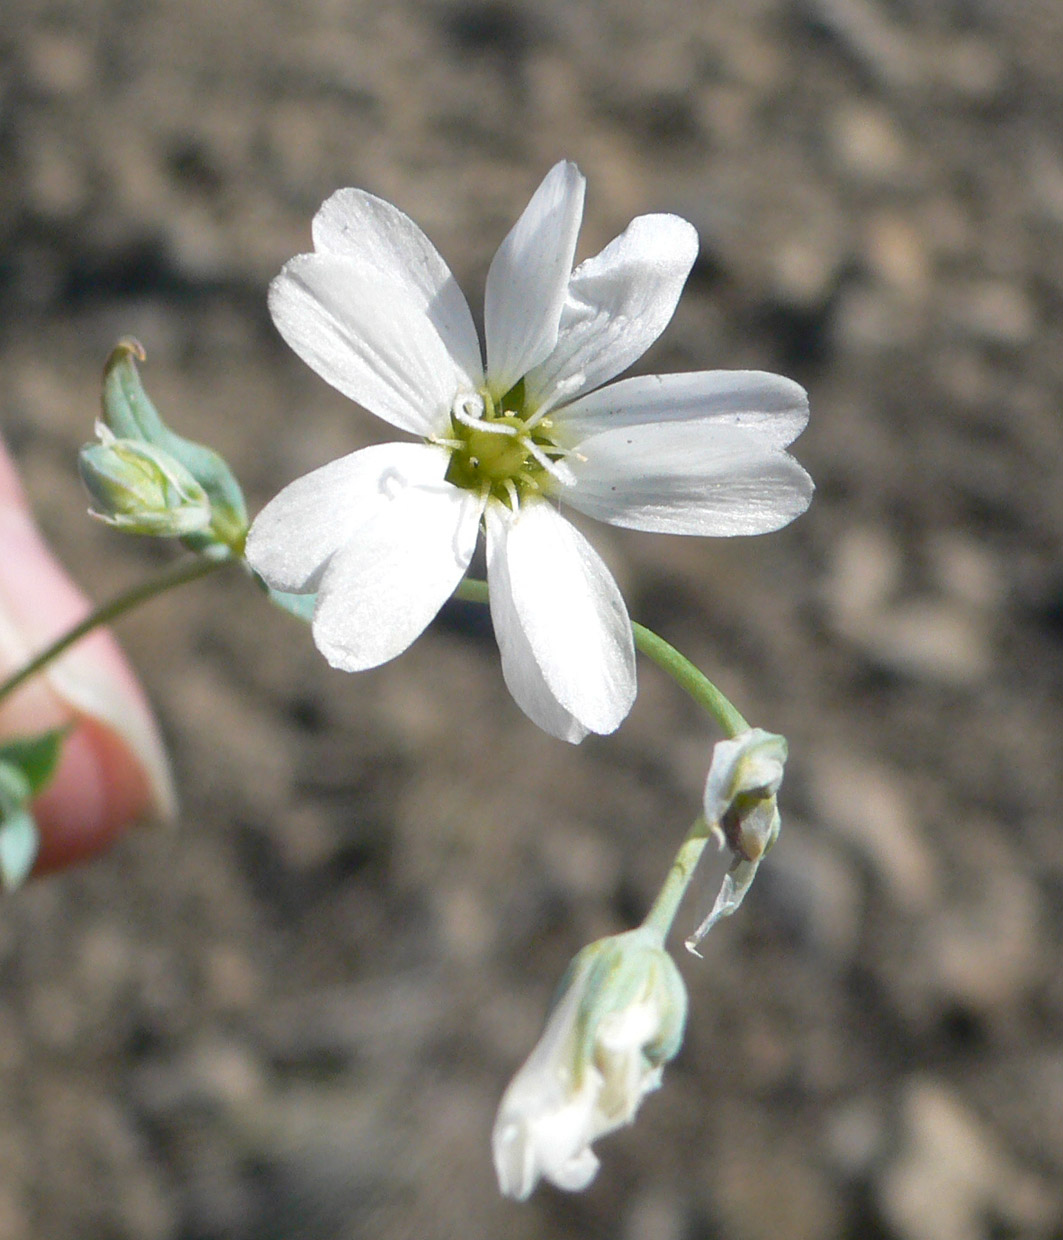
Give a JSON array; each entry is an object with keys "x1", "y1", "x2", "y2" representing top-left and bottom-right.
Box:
[
  {"x1": 559, "y1": 421, "x2": 814, "y2": 536},
  {"x1": 310, "y1": 188, "x2": 483, "y2": 382},
  {"x1": 269, "y1": 254, "x2": 480, "y2": 438},
  {"x1": 485, "y1": 501, "x2": 636, "y2": 741},
  {"x1": 492, "y1": 980, "x2": 601, "y2": 1199},
  {"x1": 524, "y1": 214, "x2": 698, "y2": 409},
  {"x1": 484, "y1": 162, "x2": 586, "y2": 398},
  {"x1": 556, "y1": 371, "x2": 809, "y2": 448},
  {"x1": 303, "y1": 451, "x2": 483, "y2": 671},
  {"x1": 245, "y1": 442, "x2": 450, "y2": 593}
]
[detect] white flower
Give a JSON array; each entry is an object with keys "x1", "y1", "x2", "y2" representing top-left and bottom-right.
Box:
[
  {"x1": 686, "y1": 727, "x2": 787, "y2": 954},
  {"x1": 493, "y1": 928, "x2": 687, "y2": 1200},
  {"x1": 245, "y1": 161, "x2": 813, "y2": 742}
]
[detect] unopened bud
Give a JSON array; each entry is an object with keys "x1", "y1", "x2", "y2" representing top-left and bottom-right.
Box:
[
  {"x1": 99, "y1": 339, "x2": 248, "y2": 552},
  {"x1": 79, "y1": 426, "x2": 213, "y2": 537}
]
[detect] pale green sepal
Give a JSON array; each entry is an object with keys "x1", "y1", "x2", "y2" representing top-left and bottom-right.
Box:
[
  {"x1": 686, "y1": 727, "x2": 787, "y2": 955},
  {"x1": 569, "y1": 928, "x2": 688, "y2": 1068},
  {"x1": 0, "y1": 805, "x2": 39, "y2": 892},
  {"x1": 80, "y1": 432, "x2": 214, "y2": 537},
  {"x1": 0, "y1": 761, "x2": 39, "y2": 892},
  {"x1": 100, "y1": 339, "x2": 249, "y2": 552},
  {"x1": 266, "y1": 587, "x2": 317, "y2": 624}
]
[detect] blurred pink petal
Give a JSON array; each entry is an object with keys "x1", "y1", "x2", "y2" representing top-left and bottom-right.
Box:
[{"x1": 0, "y1": 437, "x2": 174, "y2": 874}]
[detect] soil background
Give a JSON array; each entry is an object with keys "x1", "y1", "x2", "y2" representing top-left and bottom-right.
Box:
[{"x1": 2, "y1": 1, "x2": 1063, "y2": 1238}]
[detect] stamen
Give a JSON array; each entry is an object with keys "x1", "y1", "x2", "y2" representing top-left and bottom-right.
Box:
[
  {"x1": 522, "y1": 374, "x2": 584, "y2": 428},
  {"x1": 522, "y1": 438, "x2": 569, "y2": 483},
  {"x1": 503, "y1": 479, "x2": 520, "y2": 511}
]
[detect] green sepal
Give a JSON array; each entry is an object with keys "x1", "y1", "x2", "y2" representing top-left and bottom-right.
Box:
[
  {"x1": 266, "y1": 587, "x2": 317, "y2": 624},
  {"x1": 79, "y1": 434, "x2": 214, "y2": 537},
  {"x1": 0, "y1": 726, "x2": 70, "y2": 797},
  {"x1": 0, "y1": 804, "x2": 40, "y2": 892},
  {"x1": 0, "y1": 760, "x2": 42, "y2": 892},
  {"x1": 101, "y1": 339, "x2": 249, "y2": 553}
]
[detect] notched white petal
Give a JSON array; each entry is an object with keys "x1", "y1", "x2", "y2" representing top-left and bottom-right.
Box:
[
  {"x1": 560, "y1": 421, "x2": 814, "y2": 536},
  {"x1": 557, "y1": 370, "x2": 810, "y2": 448},
  {"x1": 247, "y1": 444, "x2": 485, "y2": 673},
  {"x1": 524, "y1": 213, "x2": 699, "y2": 409},
  {"x1": 485, "y1": 501, "x2": 636, "y2": 741},
  {"x1": 245, "y1": 443, "x2": 443, "y2": 594},
  {"x1": 484, "y1": 161, "x2": 586, "y2": 398},
  {"x1": 310, "y1": 188, "x2": 483, "y2": 383},
  {"x1": 269, "y1": 255, "x2": 476, "y2": 438}
]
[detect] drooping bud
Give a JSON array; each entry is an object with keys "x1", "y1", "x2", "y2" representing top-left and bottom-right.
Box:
[
  {"x1": 686, "y1": 728, "x2": 787, "y2": 954},
  {"x1": 493, "y1": 927, "x2": 687, "y2": 1200}
]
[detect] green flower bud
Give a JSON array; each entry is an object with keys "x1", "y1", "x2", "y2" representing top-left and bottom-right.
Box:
[
  {"x1": 79, "y1": 426, "x2": 213, "y2": 537},
  {"x1": 99, "y1": 339, "x2": 248, "y2": 552}
]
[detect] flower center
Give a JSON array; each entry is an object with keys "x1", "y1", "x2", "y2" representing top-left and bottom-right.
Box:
[{"x1": 443, "y1": 382, "x2": 567, "y2": 507}]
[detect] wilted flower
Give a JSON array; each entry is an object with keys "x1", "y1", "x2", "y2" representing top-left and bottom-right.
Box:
[
  {"x1": 246, "y1": 161, "x2": 813, "y2": 741},
  {"x1": 493, "y1": 927, "x2": 687, "y2": 1200},
  {"x1": 686, "y1": 727, "x2": 787, "y2": 953}
]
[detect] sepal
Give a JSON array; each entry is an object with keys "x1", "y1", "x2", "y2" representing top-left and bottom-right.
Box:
[{"x1": 686, "y1": 728, "x2": 787, "y2": 954}]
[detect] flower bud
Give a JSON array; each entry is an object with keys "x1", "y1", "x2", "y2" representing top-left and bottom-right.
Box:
[
  {"x1": 98, "y1": 339, "x2": 248, "y2": 552},
  {"x1": 687, "y1": 728, "x2": 787, "y2": 953},
  {"x1": 493, "y1": 927, "x2": 687, "y2": 1200},
  {"x1": 79, "y1": 427, "x2": 213, "y2": 537}
]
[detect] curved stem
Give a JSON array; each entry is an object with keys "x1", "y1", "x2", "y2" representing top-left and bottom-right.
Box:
[
  {"x1": 630, "y1": 623, "x2": 747, "y2": 738},
  {"x1": 0, "y1": 555, "x2": 227, "y2": 706},
  {"x1": 454, "y1": 576, "x2": 748, "y2": 738}
]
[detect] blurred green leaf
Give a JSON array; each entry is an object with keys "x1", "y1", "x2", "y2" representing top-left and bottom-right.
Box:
[{"x1": 0, "y1": 726, "x2": 69, "y2": 797}]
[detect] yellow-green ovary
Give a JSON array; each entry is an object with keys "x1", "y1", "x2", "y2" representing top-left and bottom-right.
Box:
[{"x1": 445, "y1": 403, "x2": 560, "y2": 506}]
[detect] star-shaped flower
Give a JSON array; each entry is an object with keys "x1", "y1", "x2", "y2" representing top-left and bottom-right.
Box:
[{"x1": 246, "y1": 162, "x2": 813, "y2": 741}]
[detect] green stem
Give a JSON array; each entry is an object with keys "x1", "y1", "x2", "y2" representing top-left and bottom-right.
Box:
[
  {"x1": 454, "y1": 577, "x2": 489, "y2": 606},
  {"x1": 0, "y1": 555, "x2": 227, "y2": 706},
  {"x1": 641, "y1": 815, "x2": 714, "y2": 943},
  {"x1": 631, "y1": 623, "x2": 747, "y2": 738},
  {"x1": 454, "y1": 577, "x2": 748, "y2": 738}
]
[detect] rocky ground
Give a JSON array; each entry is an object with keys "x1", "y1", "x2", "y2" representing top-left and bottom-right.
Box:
[{"x1": 2, "y1": 0, "x2": 1063, "y2": 1237}]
